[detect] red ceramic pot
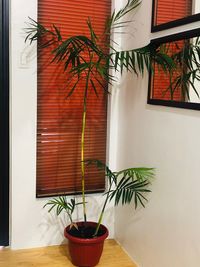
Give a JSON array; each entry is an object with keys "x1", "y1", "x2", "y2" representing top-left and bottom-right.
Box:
[{"x1": 64, "y1": 221, "x2": 109, "y2": 267}]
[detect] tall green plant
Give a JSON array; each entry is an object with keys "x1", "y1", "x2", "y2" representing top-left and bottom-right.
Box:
[{"x1": 25, "y1": 0, "x2": 179, "y2": 235}]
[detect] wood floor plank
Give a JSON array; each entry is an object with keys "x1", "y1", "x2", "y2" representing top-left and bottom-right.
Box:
[{"x1": 0, "y1": 240, "x2": 137, "y2": 267}]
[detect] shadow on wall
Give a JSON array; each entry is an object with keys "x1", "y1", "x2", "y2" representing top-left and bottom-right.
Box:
[{"x1": 38, "y1": 195, "x2": 114, "y2": 246}]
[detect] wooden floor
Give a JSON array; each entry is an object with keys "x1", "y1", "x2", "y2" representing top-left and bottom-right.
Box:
[{"x1": 0, "y1": 239, "x2": 137, "y2": 267}]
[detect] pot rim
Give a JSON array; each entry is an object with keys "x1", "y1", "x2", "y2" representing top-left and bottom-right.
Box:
[{"x1": 64, "y1": 221, "x2": 109, "y2": 244}]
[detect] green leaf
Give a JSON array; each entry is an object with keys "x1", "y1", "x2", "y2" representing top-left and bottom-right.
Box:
[
  {"x1": 84, "y1": 159, "x2": 116, "y2": 185},
  {"x1": 53, "y1": 24, "x2": 62, "y2": 41},
  {"x1": 90, "y1": 79, "x2": 99, "y2": 97},
  {"x1": 87, "y1": 17, "x2": 98, "y2": 43},
  {"x1": 114, "y1": 52, "x2": 120, "y2": 71}
]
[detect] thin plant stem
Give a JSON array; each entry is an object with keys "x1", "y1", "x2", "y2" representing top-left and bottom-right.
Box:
[
  {"x1": 93, "y1": 179, "x2": 114, "y2": 236},
  {"x1": 81, "y1": 68, "x2": 91, "y2": 223},
  {"x1": 81, "y1": 96, "x2": 87, "y2": 222},
  {"x1": 66, "y1": 210, "x2": 73, "y2": 224}
]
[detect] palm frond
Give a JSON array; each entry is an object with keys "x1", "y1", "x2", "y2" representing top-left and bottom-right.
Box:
[
  {"x1": 112, "y1": 0, "x2": 141, "y2": 27},
  {"x1": 87, "y1": 17, "x2": 98, "y2": 43},
  {"x1": 110, "y1": 43, "x2": 176, "y2": 76},
  {"x1": 84, "y1": 159, "x2": 115, "y2": 184},
  {"x1": 43, "y1": 197, "x2": 83, "y2": 222},
  {"x1": 85, "y1": 160, "x2": 153, "y2": 208},
  {"x1": 109, "y1": 178, "x2": 151, "y2": 207},
  {"x1": 116, "y1": 167, "x2": 155, "y2": 182},
  {"x1": 107, "y1": 166, "x2": 154, "y2": 208},
  {"x1": 25, "y1": 17, "x2": 60, "y2": 48},
  {"x1": 105, "y1": 0, "x2": 141, "y2": 36}
]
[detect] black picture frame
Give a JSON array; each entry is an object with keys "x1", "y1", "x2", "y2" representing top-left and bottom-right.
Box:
[
  {"x1": 151, "y1": 0, "x2": 200, "y2": 32},
  {"x1": 0, "y1": 0, "x2": 9, "y2": 246},
  {"x1": 148, "y1": 28, "x2": 200, "y2": 111}
]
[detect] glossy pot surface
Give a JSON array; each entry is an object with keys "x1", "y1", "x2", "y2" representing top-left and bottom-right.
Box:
[{"x1": 64, "y1": 221, "x2": 109, "y2": 267}]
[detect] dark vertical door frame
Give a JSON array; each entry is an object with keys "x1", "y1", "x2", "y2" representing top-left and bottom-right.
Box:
[{"x1": 0, "y1": 0, "x2": 9, "y2": 246}]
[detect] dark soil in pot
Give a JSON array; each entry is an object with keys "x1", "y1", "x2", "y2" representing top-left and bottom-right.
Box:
[{"x1": 68, "y1": 223, "x2": 105, "y2": 238}]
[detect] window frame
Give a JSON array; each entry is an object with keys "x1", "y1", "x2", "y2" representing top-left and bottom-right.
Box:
[
  {"x1": 0, "y1": 0, "x2": 9, "y2": 246},
  {"x1": 151, "y1": 0, "x2": 200, "y2": 32}
]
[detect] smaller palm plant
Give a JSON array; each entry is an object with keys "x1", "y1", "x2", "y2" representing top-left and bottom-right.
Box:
[{"x1": 44, "y1": 159, "x2": 154, "y2": 237}]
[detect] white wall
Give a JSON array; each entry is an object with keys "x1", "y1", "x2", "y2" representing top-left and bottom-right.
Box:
[
  {"x1": 115, "y1": 1, "x2": 200, "y2": 267},
  {"x1": 10, "y1": 1, "x2": 200, "y2": 263},
  {"x1": 10, "y1": 0, "x2": 115, "y2": 249}
]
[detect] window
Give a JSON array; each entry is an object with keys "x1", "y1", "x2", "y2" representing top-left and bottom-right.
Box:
[
  {"x1": 148, "y1": 0, "x2": 200, "y2": 110},
  {"x1": 37, "y1": 0, "x2": 111, "y2": 197}
]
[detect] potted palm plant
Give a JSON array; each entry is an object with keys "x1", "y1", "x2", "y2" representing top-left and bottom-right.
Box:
[{"x1": 25, "y1": 0, "x2": 178, "y2": 266}]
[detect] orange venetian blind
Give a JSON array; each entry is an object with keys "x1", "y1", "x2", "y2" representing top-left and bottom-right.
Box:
[
  {"x1": 154, "y1": 0, "x2": 192, "y2": 26},
  {"x1": 37, "y1": 0, "x2": 111, "y2": 197}
]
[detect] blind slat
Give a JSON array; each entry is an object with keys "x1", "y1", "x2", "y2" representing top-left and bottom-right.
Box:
[{"x1": 155, "y1": 0, "x2": 192, "y2": 26}]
